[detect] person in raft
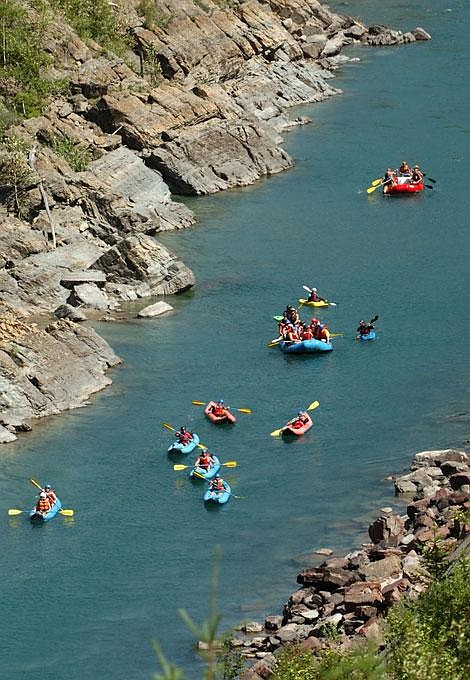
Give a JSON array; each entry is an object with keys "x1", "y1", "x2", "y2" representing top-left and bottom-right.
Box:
[
  {"x1": 398, "y1": 160, "x2": 411, "y2": 175},
  {"x1": 175, "y1": 426, "x2": 193, "y2": 446},
  {"x1": 209, "y1": 475, "x2": 225, "y2": 494},
  {"x1": 307, "y1": 287, "x2": 327, "y2": 303},
  {"x1": 311, "y1": 318, "x2": 330, "y2": 343},
  {"x1": 283, "y1": 305, "x2": 300, "y2": 325},
  {"x1": 194, "y1": 451, "x2": 216, "y2": 471},
  {"x1": 411, "y1": 165, "x2": 424, "y2": 183},
  {"x1": 357, "y1": 319, "x2": 375, "y2": 337},
  {"x1": 383, "y1": 168, "x2": 395, "y2": 184},
  {"x1": 44, "y1": 483, "x2": 57, "y2": 504},
  {"x1": 211, "y1": 400, "x2": 227, "y2": 417},
  {"x1": 289, "y1": 411, "x2": 310, "y2": 430},
  {"x1": 35, "y1": 492, "x2": 52, "y2": 515}
]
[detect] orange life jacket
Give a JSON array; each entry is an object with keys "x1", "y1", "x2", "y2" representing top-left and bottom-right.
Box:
[
  {"x1": 301, "y1": 327, "x2": 314, "y2": 340},
  {"x1": 213, "y1": 406, "x2": 225, "y2": 417},
  {"x1": 211, "y1": 480, "x2": 224, "y2": 492},
  {"x1": 197, "y1": 456, "x2": 212, "y2": 470},
  {"x1": 36, "y1": 498, "x2": 51, "y2": 513}
]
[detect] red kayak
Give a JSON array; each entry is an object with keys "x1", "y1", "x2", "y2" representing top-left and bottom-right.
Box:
[
  {"x1": 383, "y1": 177, "x2": 424, "y2": 195},
  {"x1": 204, "y1": 401, "x2": 237, "y2": 424},
  {"x1": 282, "y1": 412, "x2": 313, "y2": 436}
]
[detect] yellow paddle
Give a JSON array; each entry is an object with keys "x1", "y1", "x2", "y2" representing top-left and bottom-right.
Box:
[
  {"x1": 173, "y1": 461, "x2": 238, "y2": 471},
  {"x1": 30, "y1": 479, "x2": 74, "y2": 515},
  {"x1": 162, "y1": 423, "x2": 207, "y2": 450},
  {"x1": 270, "y1": 400, "x2": 320, "y2": 437},
  {"x1": 370, "y1": 178, "x2": 383, "y2": 186},
  {"x1": 191, "y1": 400, "x2": 252, "y2": 414},
  {"x1": 8, "y1": 507, "x2": 74, "y2": 516}
]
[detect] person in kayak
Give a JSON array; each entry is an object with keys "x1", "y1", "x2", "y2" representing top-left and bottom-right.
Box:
[
  {"x1": 44, "y1": 483, "x2": 57, "y2": 504},
  {"x1": 35, "y1": 492, "x2": 52, "y2": 514},
  {"x1": 175, "y1": 426, "x2": 193, "y2": 446},
  {"x1": 398, "y1": 160, "x2": 411, "y2": 175},
  {"x1": 357, "y1": 319, "x2": 374, "y2": 337},
  {"x1": 209, "y1": 476, "x2": 225, "y2": 493},
  {"x1": 411, "y1": 165, "x2": 424, "y2": 183},
  {"x1": 307, "y1": 287, "x2": 326, "y2": 303},
  {"x1": 289, "y1": 411, "x2": 310, "y2": 430},
  {"x1": 194, "y1": 451, "x2": 215, "y2": 471},
  {"x1": 211, "y1": 400, "x2": 227, "y2": 417}
]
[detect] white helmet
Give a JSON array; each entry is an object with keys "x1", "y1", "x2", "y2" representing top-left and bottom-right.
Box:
[{"x1": 40, "y1": 492, "x2": 47, "y2": 499}]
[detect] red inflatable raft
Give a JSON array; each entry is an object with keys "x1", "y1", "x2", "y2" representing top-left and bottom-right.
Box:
[
  {"x1": 383, "y1": 176, "x2": 424, "y2": 195},
  {"x1": 204, "y1": 401, "x2": 237, "y2": 424},
  {"x1": 282, "y1": 412, "x2": 313, "y2": 436}
]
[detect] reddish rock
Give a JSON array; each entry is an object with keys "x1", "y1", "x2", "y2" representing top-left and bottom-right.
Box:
[
  {"x1": 344, "y1": 582, "x2": 384, "y2": 608},
  {"x1": 368, "y1": 514, "x2": 405, "y2": 545}
]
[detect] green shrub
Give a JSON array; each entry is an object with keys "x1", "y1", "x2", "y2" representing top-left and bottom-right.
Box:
[
  {"x1": 385, "y1": 559, "x2": 470, "y2": 680},
  {"x1": 271, "y1": 643, "x2": 385, "y2": 680},
  {"x1": 51, "y1": 136, "x2": 92, "y2": 171}
]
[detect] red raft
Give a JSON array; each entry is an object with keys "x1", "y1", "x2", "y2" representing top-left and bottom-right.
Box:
[
  {"x1": 282, "y1": 412, "x2": 313, "y2": 436},
  {"x1": 383, "y1": 177, "x2": 424, "y2": 195},
  {"x1": 204, "y1": 401, "x2": 237, "y2": 424}
]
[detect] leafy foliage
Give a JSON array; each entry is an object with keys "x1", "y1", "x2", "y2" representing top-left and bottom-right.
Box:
[
  {"x1": 0, "y1": 0, "x2": 66, "y2": 123},
  {"x1": 0, "y1": 136, "x2": 37, "y2": 214},
  {"x1": 385, "y1": 558, "x2": 470, "y2": 680},
  {"x1": 271, "y1": 643, "x2": 385, "y2": 680},
  {"x1": 51, "y1": 136, "x2": 92, "y2": 171}
]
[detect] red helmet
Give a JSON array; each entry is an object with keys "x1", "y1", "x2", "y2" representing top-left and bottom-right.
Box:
[{"x1": 311, "y1": 317, "x2": 319, "y2": 325}]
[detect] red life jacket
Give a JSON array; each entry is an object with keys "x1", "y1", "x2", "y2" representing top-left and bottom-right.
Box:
[
  {"x1": 211, "y1": 480, "x2": 224, "y2": 492},
  {"x1": 198, "y1": 456, "x2": 212, "y2": 470},
  {"x1": 213, "y1": 406, "x2": 225, "y2": 417}
]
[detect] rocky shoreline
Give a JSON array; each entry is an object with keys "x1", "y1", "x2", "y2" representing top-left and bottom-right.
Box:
[
  {"x1": 231, "y1": 448, "x2": 470, "y2": 679},
  {"x1": 0, "y1": 1, "x2": 430, "y2": 440}
]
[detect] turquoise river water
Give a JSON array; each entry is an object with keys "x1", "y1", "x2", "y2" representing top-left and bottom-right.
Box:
[{"x1": 0, "y1": 1, "x2": 469, "y2": 678}]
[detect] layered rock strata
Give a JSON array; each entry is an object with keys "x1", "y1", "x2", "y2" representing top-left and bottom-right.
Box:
[{"x1": 234, "y1": 449, "x2": 469, "y2": 679}]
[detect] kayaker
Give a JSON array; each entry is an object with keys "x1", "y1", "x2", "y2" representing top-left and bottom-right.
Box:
[
  {"x1": 357, "y1": 319, "x2": 374, "y2": 336},
  {"x1": 307, "y1": 287, "x2": 326, "y2": 303},
  {"x1": 35, "y1": 492, "x2": 52, "y2": 514},
  {"x1": 211, "y1": 400, "x2": 226, "y2": 417},
  {"x1": 44, "y1": 483, "x2": 57, "y2": 504},
  {"x1": 398, "y1": 160, "x2": 410, "y2": 175},
  {"x1": 209, "y1": 476, "x2": 225, "y2": 493},
  {"x1": 194, "y1": 451, "x2": 215, "y2": 471},
  {"x1": 289, "y1": 411, "x2": 310, "y2": 430},
  {"x1": 175, "y1": 426, "x2": 193, "y2": 446},
  {"x1": 411, "y1": 165, "x2": 423, "y2": 183}
]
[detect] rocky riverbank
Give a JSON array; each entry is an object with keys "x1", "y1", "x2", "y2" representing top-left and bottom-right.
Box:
[
  {"x1": 230, "y1": 448, "x2": 470, "y2": 679},
  {"x1": 0, "y1": 0, "x2": 430, "y2": 440}
]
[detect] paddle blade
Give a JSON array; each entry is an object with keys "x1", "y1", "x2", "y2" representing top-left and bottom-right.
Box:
[
  {"x1": 366, "y1": 184, "x2": 379, "y2": 194},
  {"x1": 59, "y1": 509, "x2": 74, "y2": 517},
  {"x1": 328, "y1": 302, "x2": 337, "y2": 307},
  {"x1": 192, "y1": 470, "x2": 205, "y2": 479},
  {"x1": 330, "y1": 332, "x2": 344, "y2": 337},
  {"x1": 307, "y1": 400, "x2": 320, "y2": 411},
  {"x1": 173, "y1": 464, "x2": 189, "y2": 471},
  {"x1": 270, "y1": 429, "x2": 282, "y2": 437},
  {"x1": 8, "y1": 508, "x2": 23, "y2": 516},
  {"x1": 370, "y1": 315, "x2": 379, "y2": 324},
  {"x1": 425, "y1": 184, "x2": 433, "y2": 190},
  {"x1": 273, "y1": 316, "x2": 283, "y2": 322},
  {"x1": 302, "y1": 284, "x2": 313, "y2": 292},
  {"x1": 371, "y1": 178, "x2": 382, "y2": 186},
  {"x1": 223, "y1": 461, "x2": 238, "y2": 467},
  {"x1": 237, "y1": 408, "x2": 252, "y2": 414},
  {"x1": 162, "y1": 422, "x2": 175, "y2": 432},
  {"x1": 30, "y1": 478, "x2": 42, "y2": 490},
  {"x1": 197, "y1": 443, "x2": 208, "y2": 450},
  {"x1": 191, "y1": 400, "x2": 205, "y2": 406}
]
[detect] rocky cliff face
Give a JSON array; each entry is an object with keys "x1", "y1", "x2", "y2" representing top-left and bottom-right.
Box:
[{"x1": 0, "y1": 0, "x2": 430, "y2": 438}]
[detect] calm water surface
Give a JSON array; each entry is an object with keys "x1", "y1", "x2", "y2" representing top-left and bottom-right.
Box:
[{"x1": 1, "y1": 1, "x2": 469, "y2": 678}]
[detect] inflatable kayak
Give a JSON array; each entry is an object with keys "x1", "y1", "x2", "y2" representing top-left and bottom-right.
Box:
[
  {"x1": 359, "y1": 331, "x2": 376, "y2": 341},
  {"x1": 383, "y1": 176, "x2": 424, "y2": 194},
  {"x1": 29, "y1": 498, "x2": 62, "y2": 523},
  {"x1": 279, "y1": 339, "x2": 333, "y2": 353},
  {"x1": 168, "y1": 433, "x2": 200, "y2": 455},
  {"x1": 190, "y1": 455, "x2": 221, "y2": 480},
  {"x1": 298, "y1": 298, "x2": 329, "y2": 308},
  {"x1": 282, "y1": 413, "x2": 313, "y2": 436},
  {"x1": 204, "y1": 401, "x2": 237, "y2": 424},
  {"x1": 204, "y1": 481, "x2": 231, "y2": 504}
]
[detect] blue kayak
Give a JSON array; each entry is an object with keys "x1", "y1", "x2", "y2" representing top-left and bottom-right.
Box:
[
  {"x1": 279, "y1": 339, "x2": 333, "y2": 353},
  {"x1": 204, "y1": 481, "x2": 231, "y2": 504},
  {"x1": 29, "y1": 498, "x2": 62, "y2": 523},
  {"x1": 190, "y1": 455, "x2": 221, "y2": 480},
  {"x1": 167, "y1": 433, "x2": 200, "y2": 455},
  {"x1": 359, "y1": 331, "x2": 376, "y2": 341}
]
